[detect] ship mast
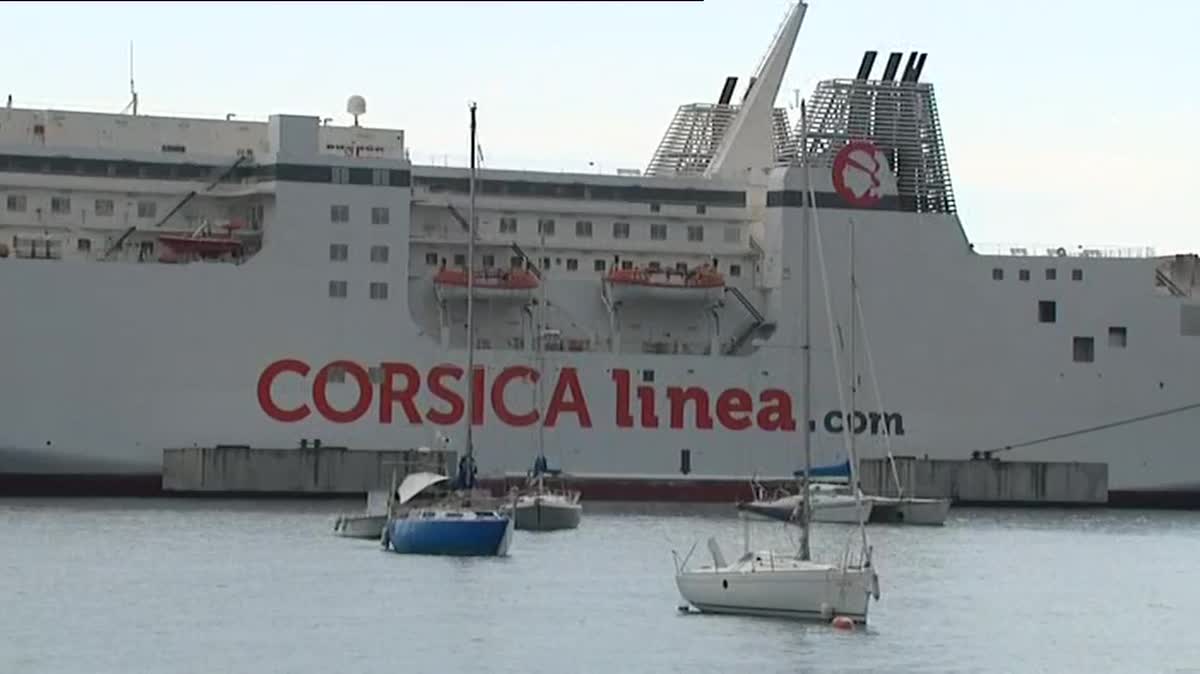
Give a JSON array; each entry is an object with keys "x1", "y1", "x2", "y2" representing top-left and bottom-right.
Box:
[{"x1": 463, "y1": 102, "x2": 478, "y2": 488}]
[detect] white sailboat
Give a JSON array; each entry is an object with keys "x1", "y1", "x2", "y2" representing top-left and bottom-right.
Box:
[
  {"x1": 739, "y1": 186, "x2": 948, "y2": 528},
  {"x1": 846, "y1": 259, "x2": 951, "y2": 526},
  {"x1": 673, "y1": 98, "x2": 881, "y2": 625},
  {"x1": 501, "y1": 231, "x2": 583, "y2": 532}
]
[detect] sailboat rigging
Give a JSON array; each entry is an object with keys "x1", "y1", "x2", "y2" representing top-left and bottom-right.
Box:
[
  {"x1": 379, "y1": 103, "x2": 515, "y2": 557},
  {"x1": 673, "y1": 94, "x2": 880, "y2": 624},
  {"x1": 498, "y1": 211, "x2": 583, "y2": 531}
]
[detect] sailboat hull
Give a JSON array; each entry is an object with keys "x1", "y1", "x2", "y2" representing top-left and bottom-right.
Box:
[
  {"x1": 676, "y1": 558, "x2": 878, "y2": 623},
  {"x1": 384, "y1": 515, "x2": 513, "y2": 556},
  {"x1": 333, "y1": 514, "x2": 388, "y2": 539},
  {"x1": 867, "y1": 496, "x2": 951, "y2": 525},
  {"x1": 510, "y1": 497, "x2": 582, "y2": 531},
  {"x1": 737, "y1": 494, "x2": 874, "y2": 525}
]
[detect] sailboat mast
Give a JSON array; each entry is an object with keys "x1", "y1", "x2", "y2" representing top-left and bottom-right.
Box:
[
  {"x1": 536, "y1": 229, "x2": 547, "y2": 491},
  {"x1": 798, "y1": 100, "x2": 812, "y2": 562},
  {"x1": 464, "y1": 102, "x2": 478, "y2": 470},
  {"x1": 849, "y1": 218, "x2": 856, "y2": 490}
]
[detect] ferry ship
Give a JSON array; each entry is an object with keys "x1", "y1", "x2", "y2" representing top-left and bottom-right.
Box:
[{"x1": 2, "y1": 2, "x2": 1198, "y2": 503}]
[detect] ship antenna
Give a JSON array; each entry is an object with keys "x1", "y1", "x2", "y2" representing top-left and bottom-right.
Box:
[{"x1": 123, "y1": 41, "x2": 138, "y2": 116}]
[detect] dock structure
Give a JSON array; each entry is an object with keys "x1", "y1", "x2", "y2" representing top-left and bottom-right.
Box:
[
  {"x1": 162, "y1": 446, "x2": 456, "y2": 495},
  {"x1": 858, "y1": 457, "x2": 1108, "y2": 506},
  {"x1": 160, "y1": 446, "x2": 1107, "y2": 505}
]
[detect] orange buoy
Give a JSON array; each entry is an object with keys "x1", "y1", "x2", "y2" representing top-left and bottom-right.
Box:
[{"x1": 831, "y1": 616, "x2": 855, "y2": 631}]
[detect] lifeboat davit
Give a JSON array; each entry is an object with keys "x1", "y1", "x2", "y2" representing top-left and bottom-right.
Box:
[
  {"x1": 603, "y1": 265, "x2": 725, "y2": 304},
  {"x1": 434, "y1": 267, "x2": 540, "y2": 302}
]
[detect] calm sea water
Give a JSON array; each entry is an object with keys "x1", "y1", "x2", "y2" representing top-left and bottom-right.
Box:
[{"x1": 1, "y1": 498, "x2": 1199, "y2": 674}]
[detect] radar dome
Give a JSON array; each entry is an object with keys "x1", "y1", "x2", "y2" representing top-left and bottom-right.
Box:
[{"x1": 347, "y1": 95, "x2": 366, "y2": 116}]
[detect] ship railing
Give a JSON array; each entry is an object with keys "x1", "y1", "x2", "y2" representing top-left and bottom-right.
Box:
[{"x1": 969, "y1": 242, "x2": 1157, "y2": 259}]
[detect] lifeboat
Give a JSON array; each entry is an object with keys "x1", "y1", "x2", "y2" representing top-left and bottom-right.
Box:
[
  {"x1": 603, "y1": 265, "x2": 725, "y2": 304},
  {"x1": 157, "y1": 217, "x2": 249, "y2": 263},
  {"x1": 434, "y1": 267, "x2": 540, "y2": 302}
]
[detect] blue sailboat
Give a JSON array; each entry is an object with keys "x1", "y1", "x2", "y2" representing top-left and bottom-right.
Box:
[
  {"x1": 382, "y1": 459, "x2": 513, "y2": 557},
  {"x1": 381, "y1": 102, "x2": 513, "y2": 557}
]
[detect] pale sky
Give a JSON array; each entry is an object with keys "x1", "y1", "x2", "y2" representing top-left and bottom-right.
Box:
[{"x1": 4, "y1": 1, "x2": 1197, "y2": 253}]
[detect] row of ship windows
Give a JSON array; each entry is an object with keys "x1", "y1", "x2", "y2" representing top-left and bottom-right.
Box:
[
  {"x1": 422, "y1": 251, "x2": 743, "y2": 277},
  {"x1": 329, "y1": 280, "x2": 389, "y2": 300},
  {"x1": 6, "y1": 194, "x2": 160, "y2": 219},
  {"x1": 994, "y1": 267, "x2": 1083, "y2": 282},
  {"x1": 331, "y1": 205, "x2": 391, "y2": 225},
  {"x1": 330, "y1": 244, "x2": 388, "y2": 263},
  {"x1": 493, "y1": 217, "x2": 724, "y2": 243}
]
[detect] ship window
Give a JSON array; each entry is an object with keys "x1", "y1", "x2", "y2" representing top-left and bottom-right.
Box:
[
  {"x1": 328, "y1": 366, "x2": 346, "y2": 383},
  {"x1": 1072, "y1": 268, "x2": 1083, "y2": 281},
  {"x1": 992, "y1": 268, "x2": 1003, "y2": 280},
  {"x1": 730, "y1": 264, "x2": 742, "y2": 277},
  {"x1": 541, "y1": 257, "x2": 550, "y2": 270},
  {"x1": 566, "y1": 258, "x2": 578, "y2": 271},
  {"x1": 371, "y1": 207, "x2": 390, "y2": 225},
  {"x1": 621, "y1": 260, "x2": 633, "y2": 270},
  {"x1": 1182, "y1": 305, "x2": 1200, "y2": 336},
  {"x1": 510, "y1": 256, "x2": 522, "y2": 268},
  {"x1": 328, "y1": 280, "x2": 348, "y2": 298},
  {"x1": 1073, "y1": 336, "x2": 1094, "y2": 363},
  {"x1": 51, "y1": 196, "x2": 71, "y2": 214},
  {"x1": 697, "y1": 204, "x2": 707, "y2": 215},
  {"x1": 330, "y1": 205, "x2": 350, "y2": 223},
  {"x1": 650, "y1": 203, "x2": 661, "y2": 213},
  {"x1": 425, "y1": 252, "x2": 439, "y2": 266},
  {"x1": 687, "y1": 225, "x2": 703, "y2": 242},
  {"x1": 482, "y1": 254, "x2": 495, "y2": 268},
  {"x1": 576, "y1": 220, "x2": 592, "y2": 237},
  {"x1": 1038, "y1": 300, "x2": 1056, "y2": 323},
  {"x1": 137, "y1": 201, "x2": 157, "y2": 219},
  {"x1": 724, "y1": 226, "x2": 740, "y2": 243},
  {"x1": 372, "y1": 169, "x2": 389, "y2": 186},
  {"x1": 332, "y1": 167, "x2": 350, "y2": 184},
  {"x1": 650, "y1": 224, "x2": 667, "y2": 241},
  {"x1": 679, "y1": 449, "x2": 691, "y2": 475},
  {"x1": 453, "y1": 253, "x2": 466, "y2": 267},
  {"x1": 538, "y1": 218, "x2": 556, "y2": 236},
  {"x1": 369, "y1": 282, "x2": 389, "y2": 300},
  {"x1": 613, "y1": 221, "x2": 630, "y2": 239},
  {"x1": 370, "y1": 245, "x2": 389, "y2": 263},
  {"x1": 648, "y1": 261, "x2": 661, "y2": 271},
  {"x1": 77, "y1": 238, "x2": 91, "y2": 253},
  {"x1": 329, "y1": 244, "x2": 349, "y2": 261},
  {"x1": 500, "y1": 217, "x2": 517, "y2": 234},
  {"x1": 94, "y1": 199, "x2": 114, "y2": 216},
  {"x1": 594, "y1": 259, "x2": 606, "y2": 271},
  {"x1": 1046, "y1": 268, "x2": 1057, "y2": 280},
  {"x1": 1109, "y1": 326, "x2": 1127, "y2": 348},
  {"x1": 5, "y1": 195, "x2": 26, "y2": 212},
  {"x1": 1019, "y1": 269, "x2": 1030, "y2": 281},
  {"x1": 676, "y1": 262, "x2": 688, "y2": 273},
  {"x1": 643, "y1": 370, "x2": 654, "y2": 383},
  {"x1": 368, "y1": 366, "x2": 383, "y2": 384}
]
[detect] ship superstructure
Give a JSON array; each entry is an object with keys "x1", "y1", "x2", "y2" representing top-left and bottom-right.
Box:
[{"x1": 2, "y1": 2, "x2": 1199, "y2": 500}]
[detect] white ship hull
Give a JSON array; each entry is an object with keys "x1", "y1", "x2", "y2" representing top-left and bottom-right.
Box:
[{"x1": 1, "y1": 4, "x2": 1198, "y2": 505}]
